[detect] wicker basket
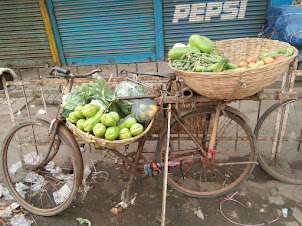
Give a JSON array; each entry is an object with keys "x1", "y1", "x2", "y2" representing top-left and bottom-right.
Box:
[
  {"x1": 170, "y1": 38, "x2": 298, "y2": 100},
  {"x1": 66, "y1": 118, "x2": 154, "y2": 149}
]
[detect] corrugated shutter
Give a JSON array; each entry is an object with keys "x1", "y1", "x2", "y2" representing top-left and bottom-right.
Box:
[
  {"x1": 0, "y1": 0, "x2": 53, "y2": 67},
  {"x1": 51, "y1": 0, "x2": 156, "y2": 65},
  {"x1": 163, "y1": 0, "x2": 267, "y2": 56}
]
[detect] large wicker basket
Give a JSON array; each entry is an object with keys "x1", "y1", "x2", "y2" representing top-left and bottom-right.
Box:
[
  {"x1": 170, "y1": 38, "x2": 298, "y2": 100},
  {"x1": 66, "y1": 118, "x2": 154, "y2": 149}
]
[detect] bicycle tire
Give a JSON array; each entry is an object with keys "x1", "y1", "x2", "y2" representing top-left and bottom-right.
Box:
[
  {"x1": 156, "y1": 108, "x2": 257, "y2": 198},
  {"x1": 255, "y1": 96, "x2": 302, "y2": 184},
  {"x1": 0, "y1": 118, "x2": 82, "y2": 216}
]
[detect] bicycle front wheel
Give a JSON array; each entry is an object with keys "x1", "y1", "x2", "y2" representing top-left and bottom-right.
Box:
[
  {"x1": 255, "y1": 96, "x2": 302, "y2": 184},
  {"x1": 1, "y1": 119, "x2": 82, "y2": 216},
  {"x1": 156, "y1": 108, "x2": 256, "y2": 198}
]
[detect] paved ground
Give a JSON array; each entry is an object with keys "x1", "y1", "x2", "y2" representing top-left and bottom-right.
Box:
[{"x1": 0, "y1": 65, "x2": 302, "y2": 225}]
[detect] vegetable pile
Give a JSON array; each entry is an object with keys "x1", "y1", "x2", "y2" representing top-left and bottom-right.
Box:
[
  {"x1": 63, "y1": 74, "x2": 158, "y2": 141},
  {"x1": 237, "y1": 48, "x2": 294, "y2": 69},
  {"x1": 169, "y1": 34, "x2": 294, "y2": 73}
]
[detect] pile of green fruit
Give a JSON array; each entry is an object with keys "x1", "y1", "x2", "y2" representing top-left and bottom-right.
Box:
[{"x1": 68, "y1": 103, "x2": 144, "y2": 140}]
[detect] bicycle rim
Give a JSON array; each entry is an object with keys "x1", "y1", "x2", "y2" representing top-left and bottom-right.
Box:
[
  {"x1": 156, "y1": 108, "x2": 256, "y2": 198},
  {"x1": 1, "y1": 119, "x2": 80, "y2": 216},
  {"x1": 255, "y1": 96, "x2": 302, "y2": 184}
]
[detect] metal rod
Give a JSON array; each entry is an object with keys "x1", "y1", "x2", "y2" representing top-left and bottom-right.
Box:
[
  {"x1": 125, "y1": 140, "x2": 145, "y2": 201},
  {"x1": 5, "y1": 76, "x2": 167, "y2": 86},
  {"x1": 171, "y1": 110, "x2": 207, "y2": 157},
  {"x1": 2, "y1": 76, "x2": 15, "y2": 124},
  {"x1": 37, "y1": 68, "x2": 47, "y2": 114},
  {"x1": 161, "y1": 103, "x2": 171, "y2": 226},
  {"x1": 125, "y1": 77, "x2": 156, "y2": 90},
  {"x1": 18, "y1": 69, "x2": 31, "y2": 119},
  {"x1": 214, "y1": 161, "x2": 258, "y2": 166}
]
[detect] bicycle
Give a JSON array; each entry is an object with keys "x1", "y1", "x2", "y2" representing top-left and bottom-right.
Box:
[
  {"x1": 255, "y1": 95, "x2": 302, "y2": 184},
  {"x1": 0, "y1": 67, "x2": 257, "y2": 216}
]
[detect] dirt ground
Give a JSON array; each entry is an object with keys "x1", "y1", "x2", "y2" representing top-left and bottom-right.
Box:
[
  {"x1": 0, "y1": 86, "x2": 302, "y2": 225},
  {"x1": 31, "y1": 157, "x2": 302, "y2": 226}
]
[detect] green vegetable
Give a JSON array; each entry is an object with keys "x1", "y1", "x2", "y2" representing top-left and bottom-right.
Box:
[
  {"x1": 213, "y1": 57, "x2": 229, "y2": 72},
  {"x1": 101, "y1": 113, "x2": 117, "y2": 127},
  {"x1": 62, "y1": 88, "x2": 89, "y2": 118},
  {"x1": 118, "y1": 117, "x2": 137, "y2": 129},
  {"x1": 76, "y1": 119, "x2": 86, "y2": 131},
  {"x1": 105, "y1": 126, "x2": 120, "y2": 140},
  {"x1": 109, "y1": 112, "x2": 120, "y2": 124},
  {"x1": 81, "y1": 104, "x2": 100, "y2": 118},
  {"x1": 83, "y1": 112, "x2": 103, "y2": 132},
  {"x1": 195, "y1": 65, "x2": 205, "y2": 72},
  {"x1": 130, "y1": 123, "x2": 144, "y2": 136},
  {"x1": 93, "y1": 123, "x2": 106, "y2": 138},
  {"x1": 285, "y1": 48, "x2": 293, "y2": 56},
  {"x1": 226, "y1": 63, "x2": 238, "y2": 69},
  {"x1": 114, "y1": 81, "x2": 147, "y2": 115},
  {"x1": 68, "y1": 112, "x2": 79, "y2": 124},
  {"x1": 92, "y1": 73, "x2": 114, "y2": 99},
  {"x1": 76, "y1": 218, "x2": 91, "y2": 226},
  {"x1": 254, "y1": 61, "x2": 264, "y2": 67},
  {"x1": 119, "y1": 128, "x2": 132, "y2": 140},
  {"x1": 74, "y1": 106, "x2": 85, "y2": 119},
  {"x1": 262, "y1": 53, "x2": 279, "y2": 59},
  {"x1": 226, "y1": 66, "x2": 251, "y2": 71},
  {"x1": 203, "y1": 63, "x2": 218, "y2": 72},
  {"x1": 168, "y1": 47, "x2": 200, "y2": 60},
  {"x1": 189, "y1": 34, "x2": 214, "y2": 53}
]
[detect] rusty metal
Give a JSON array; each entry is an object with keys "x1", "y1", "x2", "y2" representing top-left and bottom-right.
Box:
[
  {"x1": 122, "y1": 152, "x2": 147, "y2": 175},
  {"x1": 35, "y1": 114, "x2": 84, "y2": 187},
  {"x1": 171, "y1": 110, "x2": 207, "y2": 157},
  {"x1": 5, "y1": 76, "x2": 167, "y2": 86},
  {"x1": 125, "y1": 140, "x2": 145, "y2": 201}
]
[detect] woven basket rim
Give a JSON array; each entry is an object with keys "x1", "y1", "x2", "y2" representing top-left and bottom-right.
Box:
[
  {"x1": 169, "y1": 38, "x2": 298, "y2": 75},
  {"x1": 66, "y1": 117, "x2": 154, "y2": 148},
  {"x1": 169, "y1": 38, "x2": 298, "y2": 100}
]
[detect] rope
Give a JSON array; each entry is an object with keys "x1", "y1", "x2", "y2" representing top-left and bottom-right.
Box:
[
  {"x1": 220, "y1": 192, "x2": 280, "y2": 226},
  {"x1": 227, "y1": 71, "x2": 247, "y2": 101}
]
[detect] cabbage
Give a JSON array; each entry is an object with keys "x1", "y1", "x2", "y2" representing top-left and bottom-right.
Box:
[
  {"x1": 61, "y1": 88, "x2": 89, "y2": 118},
  {"x1": 114, "y1": 81, "x2": 147, "y2": 115}
]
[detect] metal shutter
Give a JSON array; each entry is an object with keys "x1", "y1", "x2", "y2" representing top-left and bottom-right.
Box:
[
  {"x1": 51, "y1": 0, "x2": 156, "y2": 65},
  {"x1": 163, "y1": 0, "x2": 267, "y2": 56},
  {"x1": 0, "y1": 0, "x2": 53, "y2": 67}
]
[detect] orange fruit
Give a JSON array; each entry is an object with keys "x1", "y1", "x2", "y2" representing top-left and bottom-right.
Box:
[{"x1": 262, "y1": 57, "x2": 275, "y2": 65}]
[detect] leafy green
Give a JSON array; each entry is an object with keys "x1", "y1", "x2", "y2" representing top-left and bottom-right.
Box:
[
  {"x1": 76, "y1": 218, "x2": 91, "y2": 226},
  {"x1": 114, "y1": 81, "x2": 147, "y2": 115},
  {"x1": 62, "y1": 88, "x2": 89, "y2": 118}
]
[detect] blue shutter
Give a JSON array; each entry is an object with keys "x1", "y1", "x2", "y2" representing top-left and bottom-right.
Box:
[
  {"x1": 163, "y1": 0, "x2": 268, "y2": 56},
  {"x1": 51, "y1": 0, "x2": 157, "y2": 65}
]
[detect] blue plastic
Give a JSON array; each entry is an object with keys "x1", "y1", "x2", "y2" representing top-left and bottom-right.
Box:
[{"x1": 265, "y1": 5, "x2": 302, "y2": 61}]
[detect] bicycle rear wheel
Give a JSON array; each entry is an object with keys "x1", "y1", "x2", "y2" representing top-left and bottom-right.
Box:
[
  {"x1": 255, "y1": 96, "x2": 302, "y2": 184},
  {"x1": 156, "y1": 108, "x2": 256, "y2": 198},
  {"x1": 0, "y1": 119, "x2": 82, "y2": 216}
]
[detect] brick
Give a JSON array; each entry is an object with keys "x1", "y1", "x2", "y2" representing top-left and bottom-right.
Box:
[
  {"x1": 117, "y1": 63, "x2": 136, "y2": 77},
  {"x1": 77, "y1": 66, "x2": 95, "y2": 75},
  {"x1": 157, "y1": 61, "x2": 173, "y2": 74},
  {"x1": 94, "y1": 64, "x2": 117, "y2": 78},
  {"x1": 137, "y1": 62, "x2": 157, "y2": 74},
  {"x1": 18, "y1": 68, "x2": 39, "y2": 80}
]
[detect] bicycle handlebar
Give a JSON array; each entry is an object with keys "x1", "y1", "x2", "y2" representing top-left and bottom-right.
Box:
[{"x1": 49, "y1": 67, "x2": 102, "y2": 78}]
